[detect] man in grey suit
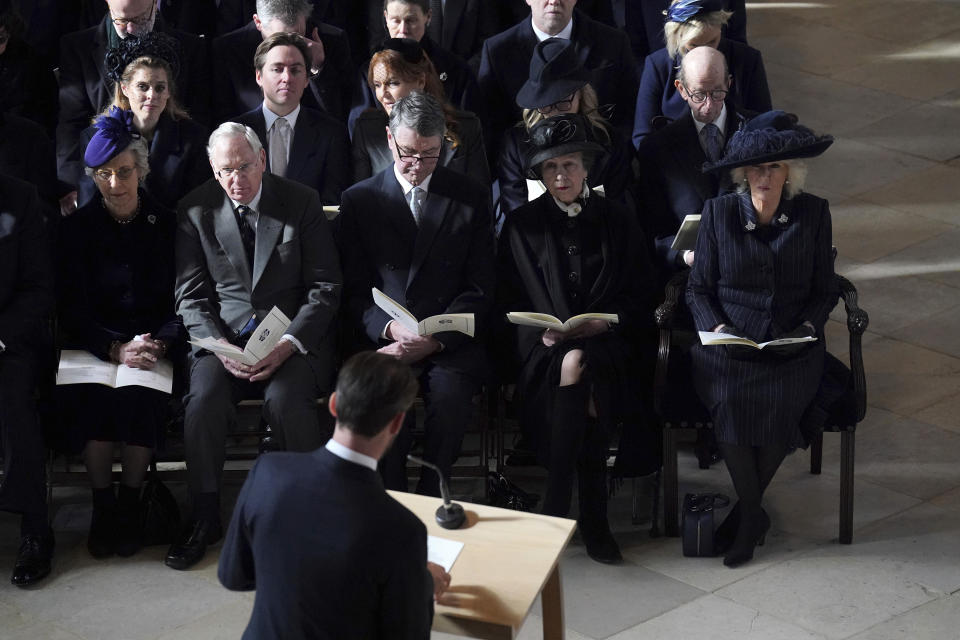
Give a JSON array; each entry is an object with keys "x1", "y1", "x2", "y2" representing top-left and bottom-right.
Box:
[{"x1": 167, "y1": 122, "x2": 341, "y2": 571}]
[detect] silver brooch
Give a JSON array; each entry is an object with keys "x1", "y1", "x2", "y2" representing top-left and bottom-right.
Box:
[
  {"x1": 778, "y1": 213, "x2": 789, "y2": 224},
  {"x1": 147, "y1": 214, "x2": 157, "y2": 224},
  {"x1": 439, "y1": 72, "x2": 448, "y2": 82},
  {"x1": 745, "y1": 220, "x2": 756, "y2": 231}
]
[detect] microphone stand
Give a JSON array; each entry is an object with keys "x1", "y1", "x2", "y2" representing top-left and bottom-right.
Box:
[{"x1": 407, "y1": 455, "x2": 466, "y2": 529}]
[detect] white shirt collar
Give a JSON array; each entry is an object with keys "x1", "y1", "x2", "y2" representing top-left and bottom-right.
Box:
[
  {"x1": 531, "y1": 15, "x2": 573, "y2": 41},
  {"x1": 230, "y1": 183, "x2": 263, "y2": 214},
  {"x1": 325, "y1": 438, "x2": 378, "y2": 472},
  {"x1": 393, "y1": 163, "x2": 434, "y2": 196},
  {"x1": 262, "y1": 103, "x2": 301, "y2": 134},
  {"x1": 692, "y1": 103, "x2": 728, "y2": 138}
]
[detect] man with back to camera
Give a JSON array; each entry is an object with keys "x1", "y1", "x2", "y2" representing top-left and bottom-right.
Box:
[
  {"x1": 219, "y1": 351, "x2": 451, "y2": 639},
  {"x1": 635, "y1": 45, "x2": 747, "y2": 275},
  {"x1": 236, "y1": 31, "x2": 351, "y2": 205},
  {"x1": 167, "y1": 121, "x2": 341, "y2": 571}
]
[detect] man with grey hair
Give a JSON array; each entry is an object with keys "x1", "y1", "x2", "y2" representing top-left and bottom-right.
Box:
[
  {"x1": 636, "y1": 45, "x2": 748, "y2": 274},
  {"x1": 212, "y1": 0, "x2": 356, "y2": 123},
  {"x1": 337, "y1": 91, "x2": 495, "y2": 497},
  {"x1": 168, "y1": 121, "x2": 341, "y2": 571}
]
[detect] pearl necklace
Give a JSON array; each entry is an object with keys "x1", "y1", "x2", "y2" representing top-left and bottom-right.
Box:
[{"x1": 106, "y1": 195, "x2": 141, "y2": 225}]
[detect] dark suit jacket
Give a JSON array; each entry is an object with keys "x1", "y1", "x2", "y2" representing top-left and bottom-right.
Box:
[
  {"x1": 0, "y1": 112, "x2": 60, "y2": 222},
  {"x1": 237, "y1": 106, "x2": 351, "y2": 205},
  {"x1": 632, "y1": 38, "x2": 771, "y2": 147},
  {"x1": 635, "y1": 107, "x2": 745, "y2": 271},
  {"x1": 211, "y1": 21, "x2": 356, "y2": 125},
  {"x1": 63, "y1": 113, "x2": 210, "y2": 211},
  {"x1": 0, "y1": 39, "x2": 59, "y2": 137},
  {"x1": 56, "y1": 16, "x2": 212, "y2": 173},
  {"x1": 175, "y1": 174, "x2": 341, "y2": 355},
  {"x1": 350, "y1": 108, "x2": 489, "y2": 185},
  {"x1": 478, "y1": 10, "x2": 639, "y2": 146},
  {"x1": 347, "y1": 36, "x2": 482, "y2": 136},
  {"x1": 337, "y1": 165, "x2": 495, "y2": 371},
  {"x1": 0, "y1": 174, "x2": 55, "y2": 354},
  {"x1": 219, "y1": 447, "x2": 433, "y2": 640}
]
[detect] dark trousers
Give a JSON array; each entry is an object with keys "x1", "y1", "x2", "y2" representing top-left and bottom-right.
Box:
[
  {"x1": 0, "y1": 351, "x2": 48, "y2": 520},
  {"x1": 380, "y1": 363, "x2": 479, "y2": 497},
  {"x1": 183, "y1": 351, "x2": 332, "y2": 498}
]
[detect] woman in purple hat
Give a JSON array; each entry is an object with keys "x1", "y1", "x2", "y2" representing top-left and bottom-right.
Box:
[
  {"x1": 56, "y1": 106, "x2": 185, "y2": 559},
  {"x1": 687, "y1": 111, "x2": 836, "y2": 567}
]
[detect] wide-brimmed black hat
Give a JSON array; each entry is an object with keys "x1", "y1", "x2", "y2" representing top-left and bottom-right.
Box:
[
  {"x1": 523, "y1": 114, "x2": 606, "y2": 180},
  {"x1": 664, "y1": 0, "x2": 727, "y2": 24},
  {"x1": 374, "y1": 37, "x2": 426, "y2": 63},
  {"x1": 104, "y1": 31, "x2": 182, "y2": 84},
  {"x1": 702, "y1": 110, "x2": 833, "y2": 173},
  {"x1": 516, "y1": 38, "x2": 591, "y2": 110}
]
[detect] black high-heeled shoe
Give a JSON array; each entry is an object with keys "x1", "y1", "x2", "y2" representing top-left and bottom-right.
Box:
[{"x1": 723, "y1": 509, "x2": 770, "y2": 568}]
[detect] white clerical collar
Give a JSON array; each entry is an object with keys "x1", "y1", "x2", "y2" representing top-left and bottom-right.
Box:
[
  {"x1": 693, "y1": 103, "x2": 728, "y2": 137},
  {"x1": 531, "y1": 16, "x2": 573, "y2": 41},
  {"x1": 262, "y1": 103, "x2": 301, "y2": 133},
  {"x1": 325, "y1": 438, "x2": 378, "y2": 472},
  {"x1": 393, "y1": 163, "x2": 434, "y2": 196},
  {"x1": 230, "y1": 183, "x2": 263, "y2": 213}
]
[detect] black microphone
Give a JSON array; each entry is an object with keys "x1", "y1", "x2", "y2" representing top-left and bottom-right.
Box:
[{"x1": 406, "y1": 455, "x2": 466, "y2": 529}]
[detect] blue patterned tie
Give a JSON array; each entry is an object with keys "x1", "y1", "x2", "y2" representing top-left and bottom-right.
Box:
[{"x1": 701, "y1": 123, "x2": 723, "y2": 163}]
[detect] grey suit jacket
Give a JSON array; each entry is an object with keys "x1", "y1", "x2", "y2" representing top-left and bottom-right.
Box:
[{"x1": 175, "y1": 174, "x2": 341, "y2": 355}]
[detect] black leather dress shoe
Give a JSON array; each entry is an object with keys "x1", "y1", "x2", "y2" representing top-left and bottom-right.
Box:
[
  {"x1": 11, "y1": 529, "x2": 55, "y2": 587},
  {"x1": 164, "y1": 520, "x2": 222, "y2": 571}
]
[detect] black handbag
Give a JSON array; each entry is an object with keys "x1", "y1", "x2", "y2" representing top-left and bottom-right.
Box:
[
  {"x1": 681, "y1": 492, "x2": 730, "y2": 557},
  {"x1": 140, "y1": 476, "x2": 182, "y2": 546},
  {"x1": 487, "y1": 472, "x2": 540, "y2": 512}
]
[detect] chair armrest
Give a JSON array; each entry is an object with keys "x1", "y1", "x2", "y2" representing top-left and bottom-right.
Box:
[
  {"x1": 655, "y1": 270, "x2": 690, "y2": 330},
  {"x1": 836, "y1": 275, "x2": 869, "y2": 422}
]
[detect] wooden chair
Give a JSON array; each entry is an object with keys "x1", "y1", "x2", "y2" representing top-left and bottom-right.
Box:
[{"x1": 654, "y1": 269, "x2": 868, "y2": 544}]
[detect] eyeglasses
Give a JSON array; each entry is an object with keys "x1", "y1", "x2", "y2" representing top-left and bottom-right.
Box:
[
  {"x1": 216, "y1": 162, "x2": 257, "y2": 179},
  {"x1": 110, "y1": 2, "x2": 156, "y2": 28},
  {"x1": 93, "y1": 166, "x2": 137, "y2": 181},
  {"x1": 393, "y1": 138, "x2": 441, "y2": 165},
  {"x1": 681, "y1": 84, "x2": 728, "y2": 104},
  {"x1": 537, "y1": 94, "x2": 575, "y2": 115}
]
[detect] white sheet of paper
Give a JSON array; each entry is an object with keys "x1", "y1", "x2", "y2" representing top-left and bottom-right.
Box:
[
  {"x1": 427, "y1": 535, "x2": 464, "y2": 573},
  {"x1": 189, "y1": 306, "x2": 292, "y2": 365},
  {"x1": 56, "y1": 350, "x2": 173, "y2": 393},
  {"x1": 114, "y1": 358, "x2": 174, "y2": 393}
]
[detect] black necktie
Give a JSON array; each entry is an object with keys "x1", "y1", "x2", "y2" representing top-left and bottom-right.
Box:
[
  {"x1": 428, "y1": 0, "x2": 443, "y2": 44},
  {"x1": 236, "y1": 205, "x2": 256, "y2": 269}
]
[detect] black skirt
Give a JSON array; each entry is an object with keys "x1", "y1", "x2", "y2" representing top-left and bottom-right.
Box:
[{"x1": 56, "y1": 383, "x2": 170, "y2": 453}]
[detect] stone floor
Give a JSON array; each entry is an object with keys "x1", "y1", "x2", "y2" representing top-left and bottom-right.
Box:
[{"x1": 3, "y1": 0, "x2": 960, "y2": 638}]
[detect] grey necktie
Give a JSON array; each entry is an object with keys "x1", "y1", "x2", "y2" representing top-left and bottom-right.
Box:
[
  {"x1": 408, "y1": 186, "x2": 424, "y2": 226},
  {"x1": 270, "y1": 117, "x2": 290, "y2": 177},
  {"x1": 701, "y1": 123, "x2": 724, "y2": 163}
]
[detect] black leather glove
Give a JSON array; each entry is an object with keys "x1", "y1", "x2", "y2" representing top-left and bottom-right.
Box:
[
  {"x1": 768, "y1": 323, "x2": 816, "y2": 358},
  {"x1": 717, "y1": 325, "x2": 757, "y2": 359}
]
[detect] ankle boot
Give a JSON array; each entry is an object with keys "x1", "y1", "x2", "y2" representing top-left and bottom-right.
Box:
[
  {"x1": 88, "y1": 486, "x2": 116, "y2": 558},
  {"x1": 541, "y1": 384, "x2": 589, "y2": 517},
  {"x1": 115, "y1": 484, "x2": 143, "y2": 557},
  {"x1": 576, "y1": 424, "x2": 621, "y2": 564},
  {"x1": 723, "y1": 505, "x2": 770, "y2": 568}
]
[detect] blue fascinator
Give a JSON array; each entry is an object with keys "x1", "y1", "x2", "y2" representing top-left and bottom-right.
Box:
[
  {"x1": 665, "y1": 0, "x2": 726, "y2": 23},
  {"x1": 702, "y1": 110, "x2": 834, "y2": 173},
  {"x1": 84, "y1": 106, "x2": 139, "y2": 168}
]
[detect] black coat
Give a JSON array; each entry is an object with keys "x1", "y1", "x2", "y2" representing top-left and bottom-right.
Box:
[
  {"x1": 0, "y1": 39, "x2": 58, "y2": 136},
  {"x1": 686, "y1": 192, "x2": 837, "y2": 446},
  {"x1": 0, "y1": 112, "x2": 60, "y2": 223},
  {"x1": 237, "y1": 105, "x2": 351, "y2": 205},
  {"x1": 350, "y1": 108, "x2": 489, "y2": 185},
  {"x1": 634, "y1": 107, "x2": 746, "y2": 272},
  {"x1": 347, "y1": 36, "x2": 482, "y2": 136},
  {"x1": 57, "y1": 191, "x2": 184, "y2": 361},
  {"x1": 219, "y1": 447, "x2": 433, "y2": 640},
  {"x1": 63, "y1": 113, "x2": 209, "y2": 211},
  {"x1": 632, "y1": 38, "x2": 771, "y2": 146},
  {"x1": 337, "y1": 164, "x2": 495, "y2": 374},
  {"x1": 478, "y1": 10, "x2": 639, "y2": 149},
  {"x1": 497, "y1": 193, "x2": 658, "y2": 472},
  {"x1": 211, "y1": 21, "x2": 356, "y2": 125},
  {"x1": 56, "y1": 16, "x2": 212, "y2": 172}
]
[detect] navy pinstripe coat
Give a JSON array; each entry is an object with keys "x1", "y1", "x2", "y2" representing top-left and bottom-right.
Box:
[{"x1": 685, "y1": 191, "x2": 837, "y2": 446}]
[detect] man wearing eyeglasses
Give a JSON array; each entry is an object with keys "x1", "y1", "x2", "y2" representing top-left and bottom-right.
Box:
[
  {"x1": 168, "y1": 122, "x2": 341, "y2": 571},
  {"x1": 635, "y1": 45, "x2": 747, "y2": 274},
  {"x1": 57, "y1": 0, "x2": 211, "y2": 215},
  {"x1": 337, "y1": 91, "x2": 495, "y2": 497}
]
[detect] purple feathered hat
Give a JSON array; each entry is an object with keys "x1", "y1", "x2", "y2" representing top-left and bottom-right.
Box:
[
  {"x1": 702, "y1": 110, "x2": 833, "y2": 173},
  {"x1": 84, "y1": 106, "x2": 139, "y2": 167}
]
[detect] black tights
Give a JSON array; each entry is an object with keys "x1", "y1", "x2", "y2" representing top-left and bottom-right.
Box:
[{"x1": 718, "y1": 442, "x2": 790, "y2": 519}]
